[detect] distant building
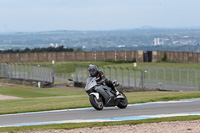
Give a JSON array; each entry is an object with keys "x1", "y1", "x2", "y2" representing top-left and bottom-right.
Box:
[
  {"x1": 50, "y1": 43, "x2": 54, "y2": 47},
  {"x1": 50, "y1": 43, "x2": 59, "y2": 47},
  {"x1": 116, "y1": 45, "x2": 125, "y2": 48},
  {"x1": 154, "y1": 38, "x2": 164, "y2": 46}
]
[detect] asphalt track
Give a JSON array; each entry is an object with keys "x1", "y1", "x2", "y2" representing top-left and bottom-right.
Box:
[{"x1": 0, "y1": 99, "x2": 200, "y2": 127}]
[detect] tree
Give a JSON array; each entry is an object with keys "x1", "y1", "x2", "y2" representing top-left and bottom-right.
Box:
[
  {"x1": 161, "y1": 51, "x2": 167, "y2": 61},
  {"x1": 1, "y1": 45, "x2": 75, "y2": 53},
  {"x1": 75, "y1": 48, "x2": 83, "y2": 52}
]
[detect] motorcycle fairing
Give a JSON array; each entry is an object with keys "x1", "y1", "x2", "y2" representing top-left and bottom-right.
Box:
[{"x1": 95, "y1": 85, "x2": 120, "y2": 107}]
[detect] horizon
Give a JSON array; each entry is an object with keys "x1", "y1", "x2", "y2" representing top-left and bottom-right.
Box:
[{"x1": 1, "y1": 26, "x2": 200, "y2": 34}]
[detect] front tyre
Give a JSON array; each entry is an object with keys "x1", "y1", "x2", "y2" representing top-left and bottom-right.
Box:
[
  {"x1": 89, "y1": 95, "x2": 104, "y2": 110},
  {"x1": 117, "y1": 91, "x2": 128, "y2": 109}
]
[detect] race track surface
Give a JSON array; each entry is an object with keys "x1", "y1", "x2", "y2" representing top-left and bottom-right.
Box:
[{"x1": 0, "y1": 99, "x2": 200, "y2": 127}]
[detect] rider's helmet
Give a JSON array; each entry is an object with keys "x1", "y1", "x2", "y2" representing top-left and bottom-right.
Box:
[{"x1": 88, "y1": 64, "x2": 98, "y2": 77}]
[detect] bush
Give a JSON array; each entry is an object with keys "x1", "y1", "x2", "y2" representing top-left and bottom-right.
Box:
[
  {"x1": 158, "y1": 52, "x2": 175, "y2": 63},
  {"x1": 161, "y1": 52, "x2": 167, "y2": 61}
]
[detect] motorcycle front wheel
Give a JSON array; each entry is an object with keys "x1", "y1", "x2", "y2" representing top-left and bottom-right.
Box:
[
  {"x1": 89, "y1": 95, "x2": 104, "y2": 110},
  {"x1": 117, "y1": 91, "x2": 128, "y2": 109}
]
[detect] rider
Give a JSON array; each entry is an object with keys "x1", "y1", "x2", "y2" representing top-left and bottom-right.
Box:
[{"x1": 88, "y1": 64, "x2": 122, "y2": 98}]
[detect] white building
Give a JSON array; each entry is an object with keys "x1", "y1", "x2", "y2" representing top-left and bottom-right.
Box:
[
  {"x1": 50, "y1": 43, "x2": 59, "y2": 47},
  {"x1": 116, "y1": 45, "x2": 125, "y2": 48},
  {"x1": 154, "y1": 38, "x2": 164, "y2": 46},
  {"x1": 50, "y1": 43, "x2": 54, "y2": 47}
]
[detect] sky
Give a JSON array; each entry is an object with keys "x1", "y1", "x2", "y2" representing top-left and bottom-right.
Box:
[{"x1": 0, "y1": 0, "x2": 199, "y2": 32}]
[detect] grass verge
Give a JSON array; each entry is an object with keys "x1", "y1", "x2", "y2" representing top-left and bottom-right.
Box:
[
  {"x1": 0, "y1": 115, "x2": 200, "y2": 132},
  {"x1": 0, "y1": 85, "x2": 200, "y2": 114}
]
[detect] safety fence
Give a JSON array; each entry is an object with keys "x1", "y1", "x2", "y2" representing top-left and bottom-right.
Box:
[
  {"x1": 140, "y1": 66, "x2": 200, "y2": 91},
  {"x1": 0, "y1": 63, "x2": 54, "y2": 83},
  {"x1": 74, "y1": 65, "x2": 147, "y2": 89},
  {"x1": 74, "y1": 65, "x2": 200, "y2": 91},
  {"x1": 54, "y1": 73, "x2": 74, "y2": 83}
]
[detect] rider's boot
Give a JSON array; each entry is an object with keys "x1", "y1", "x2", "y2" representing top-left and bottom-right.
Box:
[
  {"x1": 112, "y1": 86, "x2": 123, "y2": 99},
  {"x1": 115, "y1": 90, "x2": 124, "y2": 99}
]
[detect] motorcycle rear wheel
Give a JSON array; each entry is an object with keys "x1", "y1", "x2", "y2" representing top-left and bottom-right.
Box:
[
  {"x1": 117, "y1": 91, "x2": 128, "y2": 109},
  {"x1": 89, "y1": 95, "x2": 104, "y2": 110}
]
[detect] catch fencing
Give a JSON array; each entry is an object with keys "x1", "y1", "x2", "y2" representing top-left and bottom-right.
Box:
[
  {"x1": 74, "y1": 65, "x2": 143, "y2": 88},
  {"x1": 140, "y1": 66, "x2": 200, "y2": 91},
  {"x1": 74, "y1": 65, "x2": 200, "y2": 91},
  {"x1": 0, "y1": 63, "x2": 54, "y2": 83},
  {"x1": 54, "y1": 73, "x2": 74, "y2": 83}
]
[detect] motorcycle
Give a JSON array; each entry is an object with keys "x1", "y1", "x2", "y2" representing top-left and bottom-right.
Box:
[{"x1": 85, "y1": 77, "x2": 128, "y2": 110}]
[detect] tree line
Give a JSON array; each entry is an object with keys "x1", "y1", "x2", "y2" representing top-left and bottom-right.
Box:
[{"x1": 0, "y1": 46, "x2": 75, "y2": 53}]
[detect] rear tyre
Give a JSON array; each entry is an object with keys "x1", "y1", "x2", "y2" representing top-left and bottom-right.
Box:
[
  {"x1": 117, "y1": 91, "x2": 128, "y2": 109},
  {"x1": 89, "y1": 95, "x2": 104, "y2": 110}
]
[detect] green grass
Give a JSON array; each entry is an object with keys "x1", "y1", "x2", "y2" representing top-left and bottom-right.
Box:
[
  {"x1": 34, "y1": 61, "x2": 116, "y2": 73},
  {"x1": 0, "y1": 85, "x2": 88, "y2": 114},
  {"x1": 0, "y1": 85, "x2": 84, "y2": 98},
  {"x1": 1, "y1": 85, "x2": 200, "y2": 115},
  {"x1": 1, "y1": 115, "x2": 200, "y2": 132},
  {"x1": 0, "y1": 95, "x2": 90, "y2": 114}
]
